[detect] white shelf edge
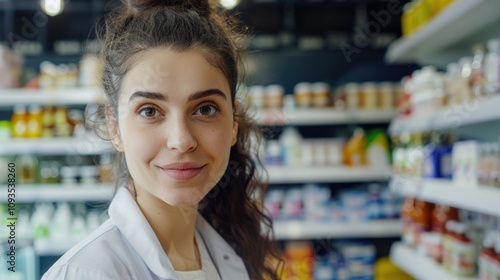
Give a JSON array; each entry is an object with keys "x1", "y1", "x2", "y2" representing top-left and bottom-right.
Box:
[
  {"x1": 0, "y1": 136, "x2": 114, "y2": 155},
  {"x1": 385, "y1": 0, "x2": 500, "y2": 66},
  {"x1": 265, "y1": 165, "x2": 391, "y2": 184},
  {"x1": 273, "y1": 219, "x2": 401, "y2": 240},
  {"x1": 389, "y1": 94, "x2": 500, "y2": 135},
  {"x1": 390, "y1": 177, "x2": 500, "y2": 217},
  {"x1": 0, "y1": 184, "x2": 114, "y2": 202},
  {"x1": 390, "y1": 242, "x2": 479, "y2": 280},
  {"x1": 0, "y1": 88, "x2": 102, "y2": 106},
  {"x1": 254, "y1": 108, "x2": 396, "y2": 126}
]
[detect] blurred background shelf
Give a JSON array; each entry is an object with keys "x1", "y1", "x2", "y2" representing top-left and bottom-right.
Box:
[
  {"x1": 0, "y1": 136, "x2": 113, "y2": 155},
  {"x1": 254, "y1": 108, "x2": 397, "y2": 126},
  {"x1": 0, "y1": 88, "x2": 102, "y2": 106},
  {"x1": 390, "y1": 177, "x2": 500, "y2": 217},
  {"x1": 0, "y1": 184, "x2": 114, "y2": 202},
  {"x1": 274, "y1": 219, "x2": 401, "y2": 240},
  {"x1": 389, "y1": 94, "x2": 500, "y2": 135},
  {"x1": 390, "y1": 242, "x2": 479, "y2": 280},
  {"x1": 385, "y1": 0, "x2": 500, "y2": 67},
  {"x1": 265, "y1": 165, "x2": 391, "y2": 184}
]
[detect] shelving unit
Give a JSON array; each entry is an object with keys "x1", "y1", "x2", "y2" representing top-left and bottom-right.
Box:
[
  {"x1": 0, "y1": 135, "x2": 113, "y2": 155},
  {"x1": 0, "y1": 88, "x2": 101, "y2": 106},
  {"x1": 265, "y1": 165, "x2": 391, "y2": 184},
  {"x1": 388, "y1": 94, "x2": 500, "y2": 135},
  {"x1": 274, "y1": 220, "x2": 401, "y2": 240},
  {"x1": 254, "y1": 108, "x2": 396, "y2": 126},
  {"x1": 385, "y1": 0, "x2": 500, "y2": 67},
  {"x1": 390, "y1": 177, "x2": 500, "y2": 217},
  {"x1": 390, "y1": 242, "x2": 479, "y2": 280},
  {"x1": 0, "y1": 184, "x2": 114, "y2": 203}
]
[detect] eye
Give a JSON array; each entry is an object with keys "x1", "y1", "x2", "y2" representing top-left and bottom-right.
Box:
[
  {"x1": 138, "y1": 106, "x2": 160, "y2": 119},
  {"x1": 195, "y1": 104, "x2": 220, "y2": 117}
]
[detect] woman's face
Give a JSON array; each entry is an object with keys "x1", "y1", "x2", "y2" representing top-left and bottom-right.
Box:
[{"x1": 111, "y1": 48, "x2": 238, "y2": 207}]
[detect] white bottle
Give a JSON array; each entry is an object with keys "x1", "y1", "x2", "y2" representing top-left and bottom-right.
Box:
[
  {"x1": 485, "y1": 39, "x2": 500, "y2": 94},
  {"x1": 279, "y1": 127, "x2": 303, "y2": 166},
  {"x1": 51, "y1": 203, "x2": 72, "y2": 243}
]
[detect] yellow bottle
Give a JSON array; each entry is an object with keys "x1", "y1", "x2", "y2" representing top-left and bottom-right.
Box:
[
  {"x1": 26, "y1": 104, "x2": 43, "y2": 138},
  {"x1": 343, "y1": 128, "x2": 367, "y2": 166},
  {"x1": 11, "y1": 105, "x2": 27, "y2": 138}
]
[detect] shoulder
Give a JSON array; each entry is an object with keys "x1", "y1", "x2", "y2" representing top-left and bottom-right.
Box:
[{"x1": 42, "y1": 219, "x2": 140, "y2": 280}]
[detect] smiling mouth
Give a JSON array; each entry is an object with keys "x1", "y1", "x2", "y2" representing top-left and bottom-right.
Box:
[{"x1": 159, "y1": 165, "x2": 205, "y2": 181}]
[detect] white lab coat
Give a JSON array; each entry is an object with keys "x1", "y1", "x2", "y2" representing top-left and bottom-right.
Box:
[{"x1": 42, "y1": 187, "x2": 250, "y2": 280}]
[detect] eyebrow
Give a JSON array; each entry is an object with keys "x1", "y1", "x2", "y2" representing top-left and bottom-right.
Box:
[{"x1": 128, "y1": 89, "x2": 227, "y2": 103}]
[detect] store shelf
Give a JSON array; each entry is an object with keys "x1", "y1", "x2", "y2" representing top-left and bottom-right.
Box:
[
  {"x1": 254, "y1": 108, "x2": 396, "y2": 126},
  {"x1": 385, "y1": 0, "x2": 500, "y2": 66},
  {"x1": 0, "y1": 184, "x2": 114, "y2": 202},
  {"x1": 273, "y1": 219, "x2": 401, "y2": 240},
  {"x1": 389, "y1": 94, "x2": 500, "y2": 135},
  {"x1": 0, "y1": 88, "x2": 102, "y2": 106},
  {"x1": 390, "y1": 177, "x2": 500, "y2": 217},
  {"x1": 0, "y1": 135, "x2": 114, "y2": 155},
  {"x1": 390, "y1": 242, "x2": 478, "y2": 280},
  {"x1": 265, "y1": 165, "x2": 391, "y2": 184}
]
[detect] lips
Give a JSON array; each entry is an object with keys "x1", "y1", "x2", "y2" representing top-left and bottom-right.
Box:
[{"x1": 158, "y1": 162, "x2": 205, "y2": 181}]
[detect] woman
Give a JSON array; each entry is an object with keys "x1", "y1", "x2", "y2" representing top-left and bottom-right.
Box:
[{"x1": 42, "y1": 0, "x2": 282, "y2": 279}]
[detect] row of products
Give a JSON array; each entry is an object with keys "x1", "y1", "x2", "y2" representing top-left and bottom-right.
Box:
[
  {"x1": 399, "y1": 39, "x2": 500, "y2": 116},
  {"x1": 247, "y1": 82, "x2": 330, "y2": 109},
  {"x1": 401, "y1": 0, "x2": 455, "y2": 37},
  {"x1": 282, "y1": 240, "x2": 377, "y2": 280},
  {"x1": 401, "y1": 198, "x2": 500, "y2": 277},
  {"x1": 2, "y1": 104, "x2": 86, "y2": 140},
  {"x1": 0, "y1": 154, "x2": 113, "y2": 185},
  {"x1": 28, "y1": 55, "x2": 102, "y2": 89},
  {"x1": 246, "y1": 81, "x2": 402, "y2": 111},
  {"x1": 392, "y1": 132, "x2": 500, "y2": 187},
  {"x1": 0, "y1": 202, "x2": 106, "y2": 246},
  {"x1": 264, "y1": 184, "x2": 402, "y2": 222},
  {"x1": 264, "y1": 127, "x2": 390, "y2": 168},
  {"x1": 336, "y1": 82, "x2": 402, "y2": 111}
]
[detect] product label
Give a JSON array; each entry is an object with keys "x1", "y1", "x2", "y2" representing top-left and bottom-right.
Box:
[{"x1": 451, "y1": 240, "x2": 475, "y2": 276}]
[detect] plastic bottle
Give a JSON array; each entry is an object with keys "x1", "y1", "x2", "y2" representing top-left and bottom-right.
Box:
[
  {"x1": 485, "y1": 39, "x2": 500, "y2": 94},
  {"x1": 51, "y1": 203, "x2": 72, "y2": 242},
  {"x1": 471, "y1": 44, "x2": 486, "y2": 98},
  {"x1": 442, "y1": 220, "x2": 456, "y2": 271},
  {"x1": 265, "y1": 140, "x2": 282, "y2": 166},
  {"x1": 11, "y1": 104, "x2": 27, "y2": 138},
  {"x1": 479, "y1": 231, "x2": 496, "y2": 280},
  {"x1": 343, "y1": 128, "x2": 367, "y2": 166},
  {"x1": 279, "y1": 127, "x2": 303, "y2": 166},
  {"x1": 492, "y1": 235, "x2": 500, "y2": 280},
  {"x1": 458, "y1": 57, "x2": 473, "y2": 102},
  {"x1": 401, "y1": 197, "x2": 415, "y2": 245},
  {"x1": 450, "y1": 222, "x2": 475, "y2": 277},
  {"x1": 16, "y1": 154, "x2": 38, "y2": 184},
  {"x1": 413, "y1": 200, "x2": 433, "y2": 246},
  {"x1": 294, "y1": 82, "x2": 312, "y2": 108},
  {"x1": 26, "y1": 104, "x2": 43, "y2": 138},
  {"x1": 431, "y1": 205, "x2": 458, "y2": 263},
  {"x1": 42, "y1": 105, "x2": 55, "y2": 138}
]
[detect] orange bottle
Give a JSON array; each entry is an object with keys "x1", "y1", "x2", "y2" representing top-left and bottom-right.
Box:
[
  {"x1": 413, "y1": 200, "x2": 434, "y2": 246},
  {"x1": 42, "y1": 105, "x2": 55, "y2": 138},
  {"x1": 343, "y1": 128, "x2": 367, "y2": 166},
  {"x1": 11, "y1": 105, "x2": 27, "y2": 138}
]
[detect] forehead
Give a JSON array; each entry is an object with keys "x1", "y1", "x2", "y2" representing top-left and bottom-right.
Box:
[{"x1": 120, "y1": 47, "x2": 230, "y2": 101}]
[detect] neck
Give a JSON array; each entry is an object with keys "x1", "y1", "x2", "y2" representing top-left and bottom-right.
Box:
[{"x1": 133, "y1": 187, "x2": 200, "y2": 271}]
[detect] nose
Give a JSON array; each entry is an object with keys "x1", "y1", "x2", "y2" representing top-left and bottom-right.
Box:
[{"x1": 165, "y1": 116, "x2": 197, "y2": 153}]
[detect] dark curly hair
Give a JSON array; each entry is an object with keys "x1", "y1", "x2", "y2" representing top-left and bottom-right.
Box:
[{"x1": 86, "y1": 0, "x2": 283, "y2": 279}]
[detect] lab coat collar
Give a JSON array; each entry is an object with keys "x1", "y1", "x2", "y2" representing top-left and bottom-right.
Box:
[
  {"x1": 109, "y1": 187, "x2": 177, "y2": 279},
  {"x1": 109, "y1": 187, "x2": 249, "y2": 280},
  {"x1": 196, "y1": 215, "x2": 250, "y2": 280}
]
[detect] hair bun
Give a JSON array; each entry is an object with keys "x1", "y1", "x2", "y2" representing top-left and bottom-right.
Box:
[{"x1": 127, "y1": 0, "x2": 213, "y2": 17}]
